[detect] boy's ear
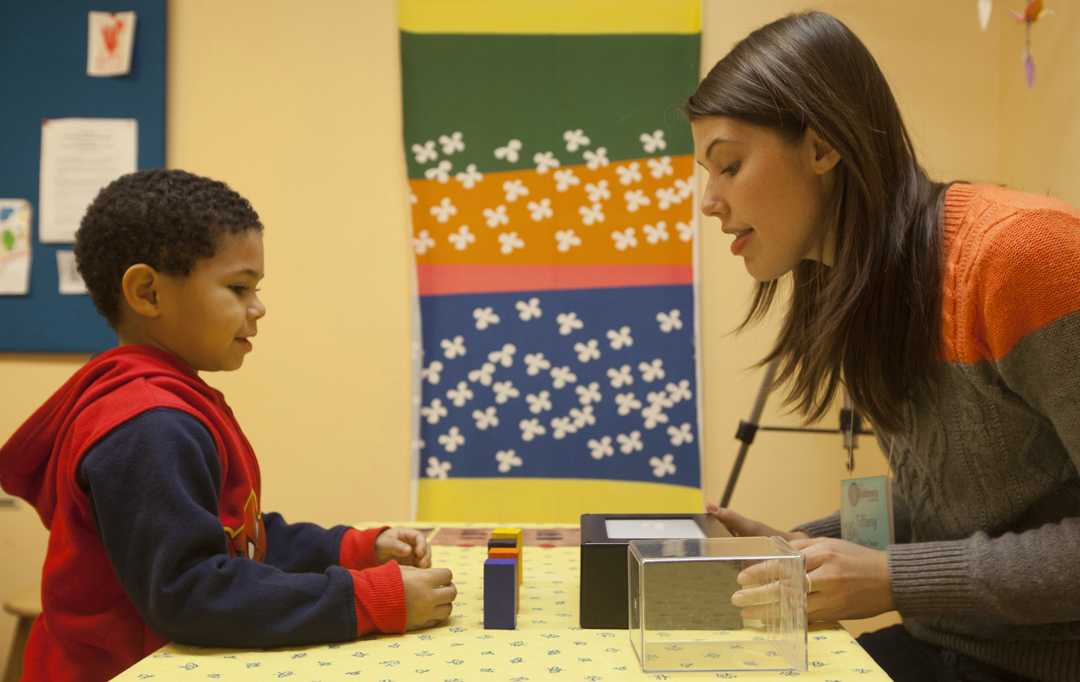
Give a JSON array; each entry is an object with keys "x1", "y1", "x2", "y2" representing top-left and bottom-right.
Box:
[
  {"x1": 805, "y1": 128, "x2": 841, "y2": 175},
  {"x1": 121, "y1": 264, "x2": 163, "y2": 318}
]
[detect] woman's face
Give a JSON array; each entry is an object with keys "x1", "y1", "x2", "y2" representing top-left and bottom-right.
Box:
[{"x1": 691, "y1": 116, "x2": 839, "y2": 281}]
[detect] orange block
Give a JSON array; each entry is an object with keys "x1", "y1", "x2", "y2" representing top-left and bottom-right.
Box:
[{"x1": 488, "y1": 547, "x2": 522, "y2": 586}]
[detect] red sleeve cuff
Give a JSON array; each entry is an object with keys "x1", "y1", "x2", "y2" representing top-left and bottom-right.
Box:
[
  {"x1": 350, "y1": 561, "x2": 407, "y2": 635},
  {"x1": 339, "y1": 526, "x2": 390, "y2": 570}
]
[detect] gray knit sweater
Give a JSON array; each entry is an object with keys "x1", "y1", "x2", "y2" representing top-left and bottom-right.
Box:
[{"x1": 796, "y1": 184, "x2": 1080, "y2": 682}]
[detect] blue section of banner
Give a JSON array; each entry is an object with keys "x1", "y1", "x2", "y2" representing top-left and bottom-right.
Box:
[{"x1": 418, "y1": 284, "x2": 699, "y2": 487}]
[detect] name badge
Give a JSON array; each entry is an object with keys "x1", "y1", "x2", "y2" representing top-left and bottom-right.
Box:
[{"x1": 840, "y1": 475, "x2": 893, "y2": 550}]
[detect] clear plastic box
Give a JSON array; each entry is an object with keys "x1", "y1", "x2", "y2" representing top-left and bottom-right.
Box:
[{"x1": 628, "y1": 537, "x2": 807, "y2": 673}]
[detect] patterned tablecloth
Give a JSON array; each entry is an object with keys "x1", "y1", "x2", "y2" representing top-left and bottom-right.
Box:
[{"x1": 112, "y1": 526, "x2": 893, "y2": 681}]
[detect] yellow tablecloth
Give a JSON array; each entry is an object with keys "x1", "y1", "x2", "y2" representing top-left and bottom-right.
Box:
[{"x1": 113, "y1": 528, "x2": 892, "y2": 681}]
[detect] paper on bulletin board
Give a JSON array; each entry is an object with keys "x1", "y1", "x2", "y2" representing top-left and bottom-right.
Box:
[
  {"x1": 39, "y1": 117, "x2": 137, "y2": 244},
  {"x1": 87, "y1": 11, "x2": 136, "y2": 77},
  {"x1": 0, "y1": 199, "x2": 32, "y2": 296},
  {"x1": 56, "y1": 250, "x2": 87, "y2": 295}
]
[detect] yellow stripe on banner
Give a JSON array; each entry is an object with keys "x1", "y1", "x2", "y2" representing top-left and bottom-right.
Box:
[
  {"x1": 417, "y1": 478, "x2": 702, "y2": 523},
  {"x1": 399, "y1": 0, "x2": 700, "y2": 35}
]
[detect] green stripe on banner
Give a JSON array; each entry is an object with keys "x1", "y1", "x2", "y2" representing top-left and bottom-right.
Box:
[{"x1": 401, "y1": 32, "x2": 700, "y2": 179}]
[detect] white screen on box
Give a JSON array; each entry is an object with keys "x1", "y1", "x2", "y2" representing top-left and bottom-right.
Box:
[{"x1": 604, "y1": 518, "x2": 706, "y2": 539}]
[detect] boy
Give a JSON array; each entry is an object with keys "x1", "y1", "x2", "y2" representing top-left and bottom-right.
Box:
[{"x1": 0, "y1": 169, "x2": 456, "y2": 681}]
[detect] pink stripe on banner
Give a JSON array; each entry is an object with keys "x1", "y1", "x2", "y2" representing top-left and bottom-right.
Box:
[{"x1": 417, "y1": 264, "x2": 693, "y2": 296}]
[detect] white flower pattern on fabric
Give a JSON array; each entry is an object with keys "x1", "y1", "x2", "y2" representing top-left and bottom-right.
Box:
[
  {"x1": 639, "y1": 359, "x2": 665, "y2": 382},
  {"x1": 524, "y1": 353, "x2": 552, "y2": 376},
  {"x1": 468, "y1": 362, "x2": 497, "y2": 386},
  {"x1": 675, "y1": 221, "x2": 694, "y2": 242},
  {"x1": 426, "y1": 456, "x2": 451, "y2": 479},
  {"x1": 527, "y1": 198, "x2": 553, "y2": 221},
  {"x1": 440, "y1": 335, "x2": 466, "y2": 359},
  {"x1": 642, "y1": 403, "x2": 669, "y2": 429},
  {"x1": 473, "y1": 307, "x2": 501, "y2": 330},
  {"x1": 473, "y1": 406, "x2": 499, "y2": 430},
  {"x1": 439, "y1": 131, "x2": 465, "y2": 155},
  {"x1": 643, "y1": 222, "x2": 669, "y2": 245},
  {"x1": 569, "y1": 405, "x2": 596, "y2": 429},
  {"x1": 646, "y1": 156, "x2": 674, "y2": 178},
  {"x1": 553, "y1": 168, "x2": 580, "y2": 192},
  {"x1": 588, "y1": 436, "x2": 614, "y2": 460},
  {"x1": 494, "y1": 139, "x2": 522, "y2": 163},
  {"x1": 615, "y1": 392, "x2": 643, "y2": 416},
  {"x1": 550, "y1": 416, "x2": 577, "y2": 440},
  {"x1": 608, "y1": 365, "x2": 634, "y2": 389},
  {"x1": 519, "y1": 418, "x2": 546, "y2": 441},
  {"x1": 448, "y1": 225, "x2": 475, "y2": 251},
  {"x1": 496, "y1": 449, "x2": 522, "y2": 473},
  {"x1": 647, "y1": 390, "x2": 675, "y2": 410},
  {"x1": 488, "y1": 343, "x2": 516, "y2": 367},
  {"x1": 640, "y1": 130, "x2": 667, "y2": 153},
  {"x1": 412, "y1": 140, "x2": 437, "y2": 164},
  {"x1": 555, "y1": 229, "x2": 582, "y2": 253},
  {"x1": 583, "y1": 147, "x2": 609, "y2": 170},
  {"x1": 455, "y1": 163, "x2": 483, "y2": 188},
  {"x1": 430, "y1": 197, "x2": 457, "y2": 223},
  {"x1": 493, "y1": 380, "x2": 520, "y2": 404},
  {"x1": 525, "y1": 390, "x2": 553, "y2": 414},
  {"x1": 516, "y1": 297, "x2": 542, "y2": 321},
  {"x1": 667, "y1": 422, "x2": 694, "y2": 446},
  {"x1": 666, "y1": 380, "x2": 692, "y2": 404},
  {"x1": 483, "y1": 205, "x2": 510, "y2": 227},
  {"x1": 447, "y1": 381, "x2": 474, "y2": 407},
  {"x1": 674, "y1": 177, "x2": 693, "y2": 199},
  {"x1": 656, "y1": 187, "x2": 681, "y2": 210},
  {"x1": 615, "y1": 162, "x2": 642, "y2": 186},
  {"x1": 556, "y1": 312, "x2": 584, "y2": 335},
  {"x1": 585, "y1": 179, "x2": 611, "y2": 202},
  {"x1": 611, "y1": 228, "x2": 637, "y2": 251},
  {"x1": 563, "y1": 129, "x2": 590, "y2": 152},
  {"x1": 578, "y1": 203, "x2": 605, "y2": 226},
  {"x1": 498, "y1": 231, "x2": 525, "y2": 255},
  {"x1": 424, "y1": 160, "x2": 452, "y2": 183},
  {"x1": 657, "y1": 309, "x2": 683, "y2": 332},
  {"x1": 606, "y1": 326, "x2": 633, "y2": 350},
  {"x1": 502, "y1": 180, "x2": 529, "y2": 202},
  {"x1": 421, "y1": 360, "x2": 443, "y2": 385},
  {"x1": 576, "y1": 381, "x2": 602, "y2": 406},
  {"x1": 617, "y1": 430, "x2": 644, "y2": 454},
  {"x1": 413, "y1": 229, "x2": 435, "y2": 255},
  {"x1": 650, "y1": 453, "x2": 676, "y2": 477},
  {"x1": 533, "y1": 151, "x2": 560, "y2": 174},
  {"x1": 438, "y1": 426, "x2": 465, "y2": 453},
  {"x1": 574, "y1": 339, "x2": 601, "y2": 363},
  {"x1": 624, "y1": 189, "x2": 650, "y2": 213},
  {"x1": 550, "y1": 366, "x2": 578, "y2": 389},
  {"x1": 421, "y1": 398, "x2": 449, "y2": 425}
]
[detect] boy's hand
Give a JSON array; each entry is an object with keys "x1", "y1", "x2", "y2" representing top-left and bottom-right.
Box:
[
  {"x1": 400, "y1": 565, "x2": 456, "y2": 631},
  {"x1": 376, "y1": 527, "x2": 432, "y2": 568}
]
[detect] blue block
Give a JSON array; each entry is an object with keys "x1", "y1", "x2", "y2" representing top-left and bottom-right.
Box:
[{"x1": 484, "y1": 558, "x2": 517, "y2": 630}]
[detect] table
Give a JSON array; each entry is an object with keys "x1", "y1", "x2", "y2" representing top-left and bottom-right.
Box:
[{"x1": 112, "y1": 525, "x2": 893, "y2": 681}]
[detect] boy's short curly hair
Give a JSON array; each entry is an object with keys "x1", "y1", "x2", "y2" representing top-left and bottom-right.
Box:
[{"x1": 74, "y1": 168, "x2": 263, "y2": 329}]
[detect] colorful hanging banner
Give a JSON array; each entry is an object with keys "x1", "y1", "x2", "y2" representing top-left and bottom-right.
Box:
[{"x1": 402, "y1": 0, "x2": 703, "y2": 521}]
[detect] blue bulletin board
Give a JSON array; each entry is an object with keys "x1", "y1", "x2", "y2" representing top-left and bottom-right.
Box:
[{"x1": 0, "y1": 0, "x2": 166, "y2": 352}]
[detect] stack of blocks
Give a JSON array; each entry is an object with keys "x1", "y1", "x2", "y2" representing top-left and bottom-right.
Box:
[{"x1": 483, "y1": 528, "x2": 522, "y2": 630}]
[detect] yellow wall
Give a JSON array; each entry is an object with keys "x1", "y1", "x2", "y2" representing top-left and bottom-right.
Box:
[{"x1": 2, "y1": 0, "x2": 1077, "y2": 669}]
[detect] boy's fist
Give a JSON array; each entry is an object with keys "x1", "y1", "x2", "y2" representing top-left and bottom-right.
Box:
[
  {"x1": 376, "y1": 527, "x2": 432, "y2": 568},
  {"x1": 400, "y1": 565, "x2": 456, "y2": 631}
]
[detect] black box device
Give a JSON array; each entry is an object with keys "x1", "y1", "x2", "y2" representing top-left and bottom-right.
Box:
[{"x1": 579, "y1": 513, "x2": 733, "y2": 629}]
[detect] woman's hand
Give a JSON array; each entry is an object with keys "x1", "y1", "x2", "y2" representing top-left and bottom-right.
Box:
[
  {"x1": 375, "y1": 527, "x2": 432, "y2": 568},
  {"x1": 732, "y1": 537, "x2": 894, "y2": 622},
  {"x1": 705, "y1": 503, "x2": 810, "y2": 542}
]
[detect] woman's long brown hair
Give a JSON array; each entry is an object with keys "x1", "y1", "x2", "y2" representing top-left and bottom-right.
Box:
[{"x1": 684, "y1": 12, "x2": 951, "y2": 433}]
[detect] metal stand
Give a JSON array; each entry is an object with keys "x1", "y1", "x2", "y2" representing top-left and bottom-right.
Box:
[{"x1": 718, "y1": 359, "x2": 873, "y2": 508}]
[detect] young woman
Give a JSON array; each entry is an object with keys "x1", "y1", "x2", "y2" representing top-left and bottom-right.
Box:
[{"x1": 689, "y1": 12, "x2": 1080, "y2": 682}]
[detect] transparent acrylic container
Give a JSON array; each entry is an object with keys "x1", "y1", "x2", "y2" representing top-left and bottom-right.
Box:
[{"x1": 628, "y1": 537, "x2": 807, "y2": 673}]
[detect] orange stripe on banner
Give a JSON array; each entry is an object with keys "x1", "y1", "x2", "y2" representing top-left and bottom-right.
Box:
[
  {"x1": 410, "y1": 155, "x2": 695, "y2": 265},
  {"x1": 417, "y1": 264, "x2": 693, "y2": 296}
]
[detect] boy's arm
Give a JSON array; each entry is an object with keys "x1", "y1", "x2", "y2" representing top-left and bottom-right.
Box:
[
  {"x1": 78, "y1": 408, "x2": 407, "y2": 646},
  {"x1": 260, "y1": 512, "x2": 388, "y2": 573}
]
